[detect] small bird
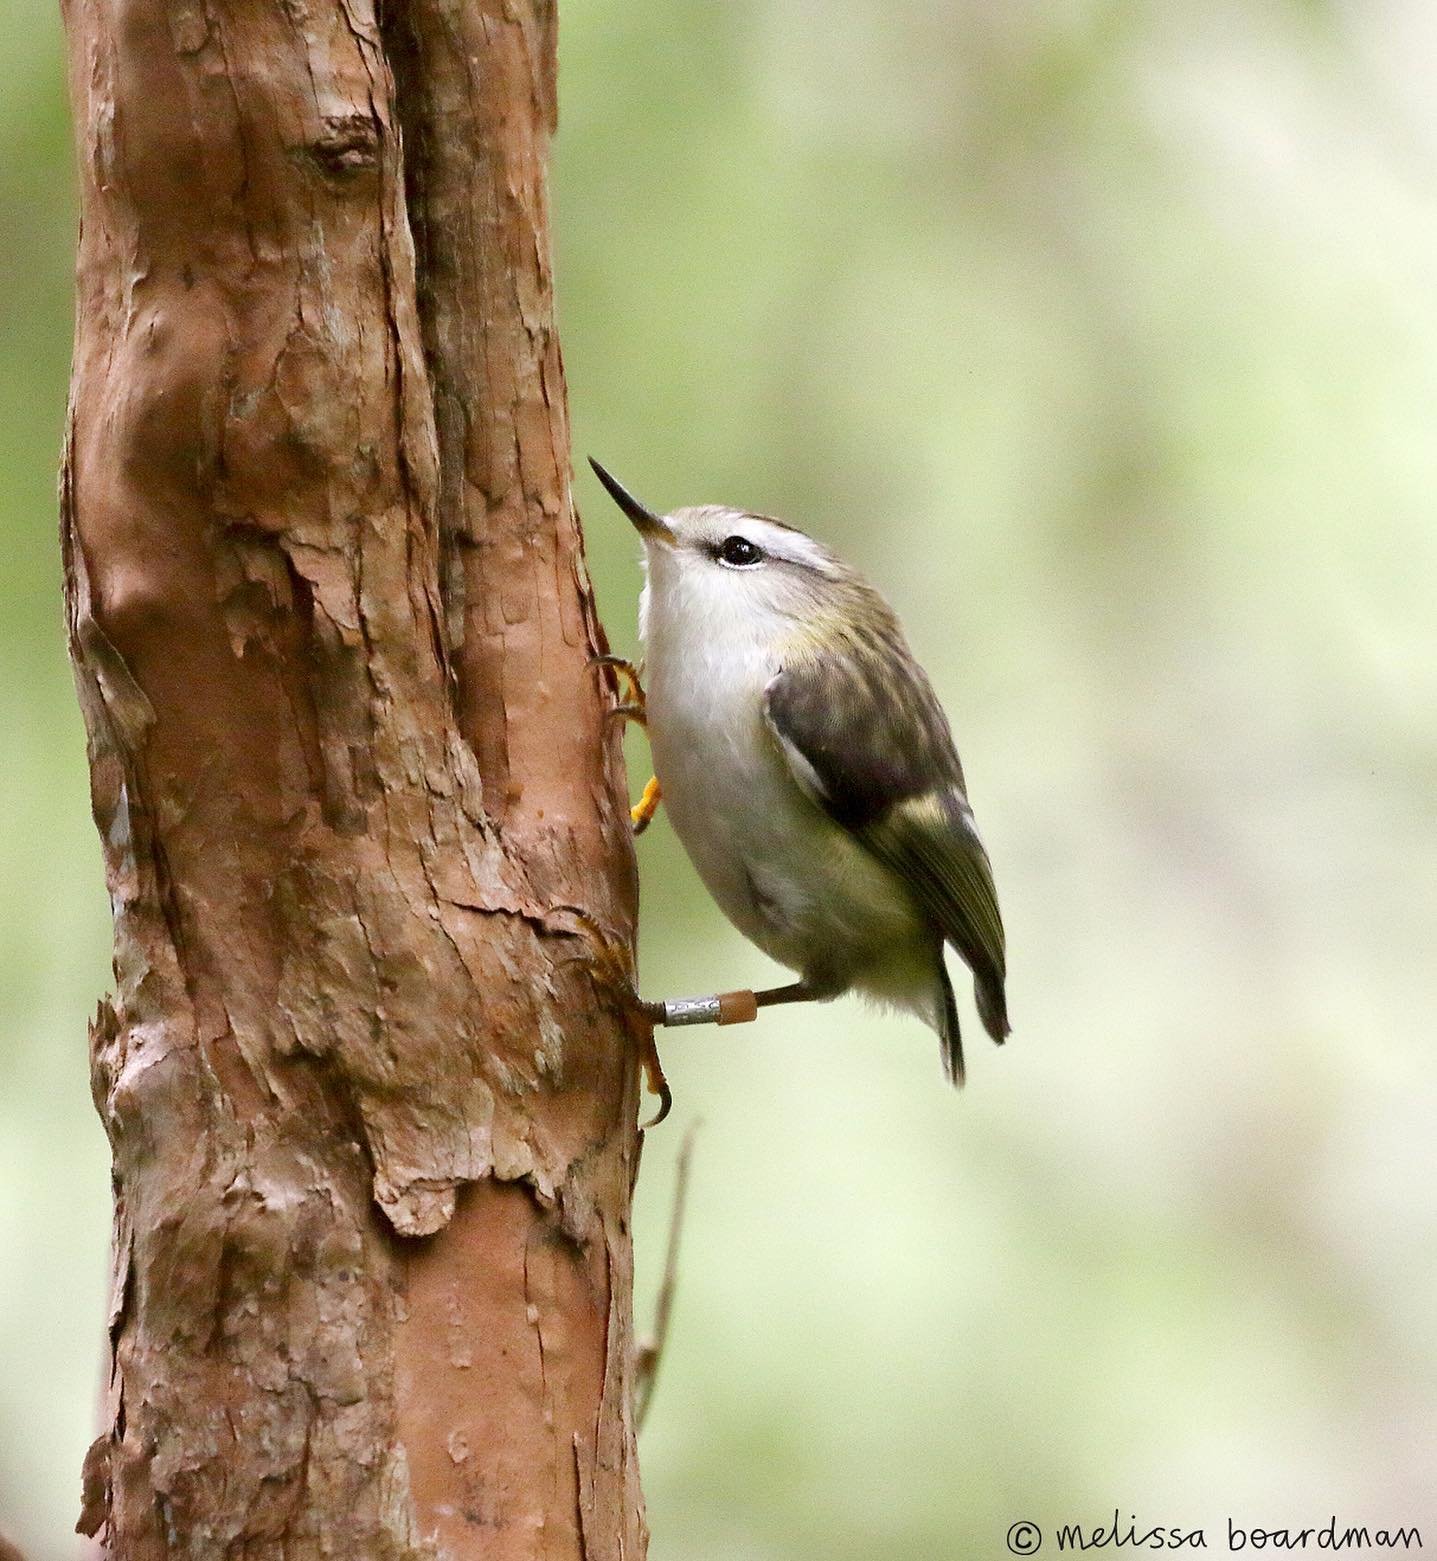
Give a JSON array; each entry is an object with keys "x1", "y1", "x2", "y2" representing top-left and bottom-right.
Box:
[{"x1": 591, "y1": 458, "x2": 1009, "y2": 1084}]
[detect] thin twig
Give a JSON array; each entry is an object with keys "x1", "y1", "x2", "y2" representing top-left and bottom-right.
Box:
[{"x1": 635, "y1": 1118, "x2": 701, "y2": 1430}]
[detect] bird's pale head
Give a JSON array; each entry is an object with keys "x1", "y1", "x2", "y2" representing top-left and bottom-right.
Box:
[{"x1": 588, "y1": 458, "x2": 882, "y2": 658}]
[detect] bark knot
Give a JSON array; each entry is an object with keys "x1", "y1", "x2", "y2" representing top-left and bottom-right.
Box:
[{"x1": 302, "y1": 115, "x2": 382, "y2": 180}]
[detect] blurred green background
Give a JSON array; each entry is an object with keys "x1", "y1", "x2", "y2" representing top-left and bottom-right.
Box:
[{"x1": 4, "y1": 0, "x2": 1436, "y2": 1555}]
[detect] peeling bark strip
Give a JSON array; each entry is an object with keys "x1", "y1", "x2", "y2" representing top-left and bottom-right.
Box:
[{"x1": 60, "y1": 0, "x2": 647, "y2": 1553}]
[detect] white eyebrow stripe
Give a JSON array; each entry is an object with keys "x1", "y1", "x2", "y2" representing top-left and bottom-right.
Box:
[{"x1": 741, "y1": 518, "x2": 839, "y2": 574}]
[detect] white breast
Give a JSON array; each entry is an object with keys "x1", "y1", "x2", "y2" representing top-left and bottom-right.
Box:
[{"x1": 640, "y1": 565, "x2": 926, "y2": 989}]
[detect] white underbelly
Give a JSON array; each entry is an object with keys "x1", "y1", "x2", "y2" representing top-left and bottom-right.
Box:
[{"x1": 646, "y1": 669, "x2": 925, "y2": 985}]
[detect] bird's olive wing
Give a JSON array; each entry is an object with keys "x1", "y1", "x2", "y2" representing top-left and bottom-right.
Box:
[
  {"x1": 763, "y1": 653, "x2": 1008, "y2": 1038},
  {"x1": 762, "y1": 643, "x2": 965, "y2": 832}
]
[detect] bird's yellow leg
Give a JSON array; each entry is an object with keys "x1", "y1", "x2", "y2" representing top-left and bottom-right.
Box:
[
  {"x1": 593, "y1": 655, "x2": 665, "y2": 832},
  {"x1": 631, "y1": 775, "x2": 663, "y2": 834}
]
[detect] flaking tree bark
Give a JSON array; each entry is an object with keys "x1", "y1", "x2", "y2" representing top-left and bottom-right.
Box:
[{"x1": 60, "y1": 0, "x2": 649, "y2": 1554}]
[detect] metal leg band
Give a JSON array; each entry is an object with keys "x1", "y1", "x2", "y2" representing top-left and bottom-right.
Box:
[
  {"x1": 655, "y1": 990, "x2": 759, "y2": 1027},
  {"x1": 660, "y1": 995, "x2": 723, "y2": 1027}
]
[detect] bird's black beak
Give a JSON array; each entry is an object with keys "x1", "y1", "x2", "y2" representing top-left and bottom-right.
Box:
[{"x1": 588, "y1": 458, "x2": 674, "y2": 546}]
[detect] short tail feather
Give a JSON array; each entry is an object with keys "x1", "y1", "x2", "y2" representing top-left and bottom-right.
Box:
[
  {"x1": 938, "y1": 962, "x2": 1009, "y2": 1088},
  {"x1": 975, "y1": 964, "x2": 1010, "y2": 1045},
  {"x1": 937, "y1": 963, "x2": 965, "y2": 1087}
]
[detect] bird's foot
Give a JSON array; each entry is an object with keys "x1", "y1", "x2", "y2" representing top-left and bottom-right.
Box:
[
  {"x1": 637, "y1": 1024, "x2": 673, "y2": 1129},
  {"x1": 628, "y1": 982, "x2": 821, "y2": 1124},
  {"x1": 570, "y1": 913, "x2": 672, "y2": 1127},
  {"x1": 592, "y1": 658, "x2": 663, "y2": 831},
  {"x1": 630, "y1": 774, "x2": 662, "y2": 834},
  {"x1": 593, "y1": 654, "x2": 648, "y2": 725},
  {"x1": 629, "y1": 989, "x2": 759, "y2": 1127}
]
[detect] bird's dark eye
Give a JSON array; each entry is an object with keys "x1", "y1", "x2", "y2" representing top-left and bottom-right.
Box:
[{"x1": 717, "y1": 535, "x2": 763, "y2": 567}]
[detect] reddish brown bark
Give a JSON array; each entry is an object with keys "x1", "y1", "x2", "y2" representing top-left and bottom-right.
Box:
[{"x1": 60, "y1": 0, "x2": 647, "y2": 1554}]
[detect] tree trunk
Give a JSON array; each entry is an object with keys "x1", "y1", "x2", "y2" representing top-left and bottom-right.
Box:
[{"x1": 60, "y1": 0, "x2": 648, "y2": 1553}]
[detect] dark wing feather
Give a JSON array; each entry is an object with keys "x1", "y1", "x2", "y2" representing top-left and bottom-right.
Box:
[
  {"x1": 762, "y1": 624, "x2": 966, "y2": 828},
  {"x1": 764, "y1": 640, "x2": 1009, "y2": 1043}
]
